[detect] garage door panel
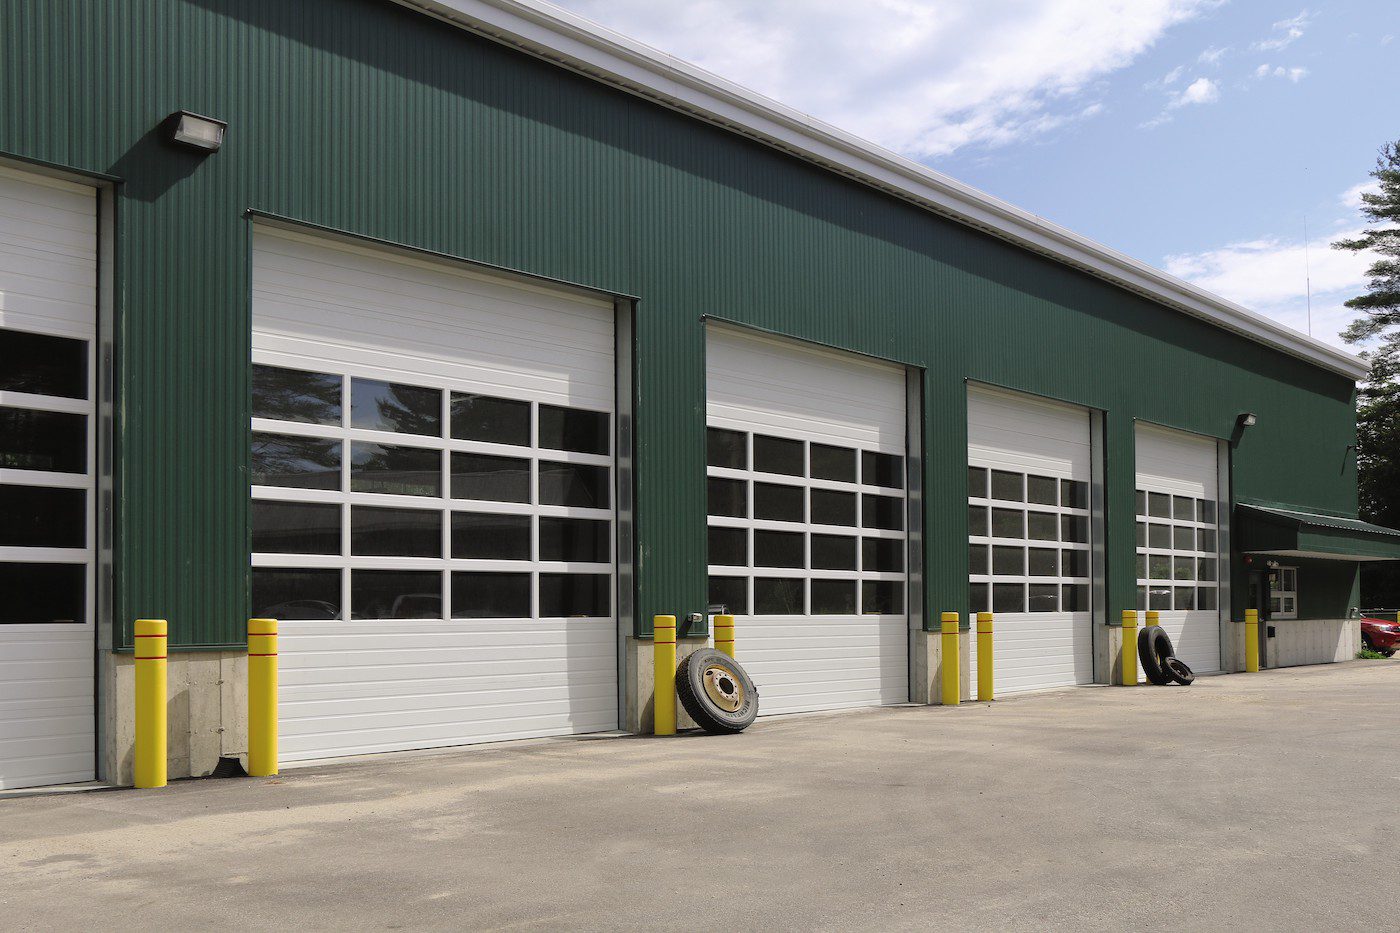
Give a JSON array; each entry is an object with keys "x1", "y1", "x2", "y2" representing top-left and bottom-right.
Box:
[{"x1": 254, "y1": 228, "x2": 617, "y2": 761}]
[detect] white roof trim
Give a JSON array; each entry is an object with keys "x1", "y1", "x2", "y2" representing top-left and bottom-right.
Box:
[{"x1": 393, "y1": 0, "x2": 1367, "y2": 381}]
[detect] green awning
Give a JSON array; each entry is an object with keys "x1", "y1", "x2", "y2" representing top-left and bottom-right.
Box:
[{"x1": 1237, "y1": 504, "x2": 1400, "y2": 562}]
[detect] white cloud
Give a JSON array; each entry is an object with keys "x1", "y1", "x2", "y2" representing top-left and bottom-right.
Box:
[
  {"x1": 1254, "y1": 63, "x2": 1308, "y2": 82},
  {"x1": 1253, "y1": 9, "x2": 1313, "y2": 52},
  {"x1": 1341, "y1": 180, "x2": 1381, "y2": 209},
  {"x1": 549, "y1": 0, "x2": 1217, "y2": 158},
  {"x1": 1170, "y1": 76, "x2": 1220, "y2": 107},
  {"x1": 1162, "y1": 64, "x2": 1185, "y2": 85},
  {"x1": 1197, "y1": 45, "x2": 1229, "y2": 65}
]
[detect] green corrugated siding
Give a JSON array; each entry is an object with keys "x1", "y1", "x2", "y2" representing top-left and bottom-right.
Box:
[{"x1": 0, "y1": 0, "x2": 1359, "y2": 647}]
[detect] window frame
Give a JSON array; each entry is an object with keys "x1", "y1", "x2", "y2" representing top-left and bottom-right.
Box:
[{"x1": 1270, "y1": 565, "x2": 1298, "y2": 620}]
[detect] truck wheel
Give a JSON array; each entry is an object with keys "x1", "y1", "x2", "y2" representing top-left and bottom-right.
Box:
[
  {"x1": 1163, "y1": 656, "x2": 1195, "y2": 685},
  {"x1": 675, "y1": 648, "x2": 758, "y2": 734},
  {"x1": 1138, "y1": 625, "x2": 1174, "y2": 685}
]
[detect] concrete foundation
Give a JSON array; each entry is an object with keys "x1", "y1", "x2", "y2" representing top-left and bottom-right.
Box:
[
  {"x1": 1098, "y1": 624, "x2": 1127, "y2": 686},
  {"x1": 1266, "y1": 618, "x2": 1361, "y2": 669},
  {"x1": 623, "y1": 636, "x2": 708, "y2": 734},
  {"x1": 911, "y1": 629, "x2": 968, "y2": 704},
  {"x1": 99, "y1": 650, "x2": 248, "y2": 786}
]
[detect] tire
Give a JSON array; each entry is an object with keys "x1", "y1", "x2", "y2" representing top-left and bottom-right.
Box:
[
  {"x1": 1163, "y1": 656, "x2": 1196, "y2": 685},
  {"x1": 675, "y1": 648, "x2": 759, "y2": 734},
  {"x1": 1138, "y1": 625, "x2": 1175, "y2": 686}
]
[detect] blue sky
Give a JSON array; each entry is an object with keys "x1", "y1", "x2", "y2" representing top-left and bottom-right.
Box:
[{"x1": 550, "y1": 1, "x2": 1400, "y2": 350}]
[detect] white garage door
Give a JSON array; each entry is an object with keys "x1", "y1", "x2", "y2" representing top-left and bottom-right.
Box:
[
  {"x1": 251, "y1": 227, "x2": 618, "y2": 762},
  {"x1": 705, "y1": 327, "x2": 908, "y2": 716},
  {"x1": 1135, "y1": 423, "x2": 1222, "y2": 675},
  {"x1": 967, "y1": 385, "x2": 1094, "y2": 694},
  {"x1": 0, "y1": 165, "x2": 97, "y2": 789}
]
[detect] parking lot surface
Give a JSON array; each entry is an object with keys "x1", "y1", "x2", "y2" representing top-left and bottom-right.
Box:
[{"x1": 3, "y1": 661, "x2": 1397, "y2": 931}]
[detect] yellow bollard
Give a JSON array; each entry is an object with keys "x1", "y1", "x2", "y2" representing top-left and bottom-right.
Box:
[
  {"x1": 1121, "y1": 610, "x2": 1138, "y2": 686},
  {"x1": 940, "y1": 612, "x2": 960, "y2": 706},
  {"x1": 134, "y1": 619, "x2": 167, "y2": 789},
  {"x1": 976, "y1": 612, "x2": 994, "y2": 702},
  {"x1": 714, "y1": 614, "x2": 735, "y2": 659},
  {"x1": 1245, "y1": 608, "x2": 1260, "y2": 673},
  {"x1": 1145, "y1": 610, "x2": 1160, "y2": 629},
  {"x1": 653, "y1": 615, "x2": 677, "y2": 735},
  {"x1": 247, "y1": 618, "x2": 279, "y2": 777}
]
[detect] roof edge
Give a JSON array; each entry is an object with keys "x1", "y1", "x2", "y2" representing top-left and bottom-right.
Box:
[{"x1": 394, "y1": 0, "x2": 1368, "y2": 381}]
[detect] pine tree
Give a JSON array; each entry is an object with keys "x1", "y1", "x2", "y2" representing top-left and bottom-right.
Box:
[{"x1": 1335, "y1": 141, "x2": 1400, "y2": 607}]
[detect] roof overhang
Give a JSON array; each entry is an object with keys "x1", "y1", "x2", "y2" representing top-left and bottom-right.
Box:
[
  {"x1": 1238, "y1": 504, "x2": 1400, "y2": 562},
  {"x1": 392, "y1": 0, "x2": 1368, "y2": 382}
]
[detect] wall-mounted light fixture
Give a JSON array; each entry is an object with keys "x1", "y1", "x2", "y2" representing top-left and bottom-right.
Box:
[
  {"x1": 167, "y1": 111, "x2": 227, "y2": 153},
  {"x1": 1237, "y1": 412, "x2": 1258, "y2": 429}
]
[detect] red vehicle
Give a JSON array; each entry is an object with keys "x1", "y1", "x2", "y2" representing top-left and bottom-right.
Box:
[{"x1": 1362, "y1": 610, "x2": 1400, "y2": 657}]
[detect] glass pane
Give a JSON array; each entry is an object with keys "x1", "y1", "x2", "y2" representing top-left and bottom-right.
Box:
[
  {"x1": 252, "y1": 365, "x2": 340, "y2": 425},
  {"x1": 351, "y1": 506, "x2": 442, "y2": 558},
  {"x1": 1028, "y1": 584, "x2": 1058, "y2": 612},
  {"x1": 811, "y1": 579, "x2": 856, "y2": 615},
  {"x1": 1149, "y1": 555, "x2": 1171, "y2": 579},
  {"x1": 753, "y1": 435, "x2": 804, "y2": 476},
  {"x1": 862, "y1": 452, "x2": 903, "y2": 489},
  {"x1": 1062, "y1": 549, "x2": 1089, "y2": 578},
  {"x1": 452, "y1": 512, "x2": 531, "y2": 561},
  {"x1": 968, "y1": 504, "x2": 989, "y2": 537},
  {"x1": 352, "y1": 570, "x2": 443, "y2": 620},
  {"x1": 1136, "y1": 490, "x2": 1147, "y2": 516},
  {"x1": 251, "y1": 500, "x2": 339, "y2": 555},
  {"x1": 990, "y1": 470, "x2": 1023, "y2": 502},
  {"x1": 1197, "y1": 586, "x2": 1217, "y2": 610},
  {"x1": 754, "y1": 483, "x2": 804, "y2": 522},
  {"x1": 1027, "y1": 512, "x2": 1058, "y2": 542},
  {"x1": 1137, "y1": 585, "x2": 1147, "y2": 611},
  {"x1": 540, "y1": 573, "x2": 610, "y2": 617},
  {"x1": 862, "y1": 580, "x2": 903, "y2": 615},
  {"x1": 251, "y1": 568, "x2": 340, "y2": 621},
  {"x1": 539, "y1": 517, "x2": 610, "y2": 563},
  {"x1": 1027, "y1": 547, "x2": 1057, "y2": 576},
  {"x1": 0, "y1": 329, "x2": 87, "y2": 399},
  {"x1": 0, "y1": 407, "x2": 85, "y2": 473},
  {"x1": 864, "y1": 537, "x2": 904, "y2": 573},
  {"x1": 1197, "y1": 557, "x2": 1217, "y2": 582},
  {"x1": 1198, "y1": 499, "x2": 1217, "y2": 524},
  {"x1": 1060, "y1": 515, "x2": 1088, "y2": 544},
  {"x1": 810, "y1": 489, "x2": 857, "y2": 526},
  {"x1": 1173, "y1": 556, "x2": 1195, "y2": 581},
  {"x1": 811, "y1": 444, "x2": 856, "y2": 482},
  {"x1": 708, "y1": 478, "x2": 747, "y2": 518},
  {"x1": 1148, "y1": 492, "x2": 1171, "y2": 518},
  {"x1": 1173, "y1": 525, "x2": 1195, "y2": 550},
  {"x1": 1136, "y1": 521, "x2": 1146, "y2": 548},
  {"x1": 1061, "y1": 479, "x2": 1088, "y2": 510},
  {"x1": 708, "y1": 575, "x2": 748, "y2": 616},
  {"x1": 451, "y1": 393, "x2": 530, "y2": 447},
  {"x1": 1198, "y1": 527, "x2": 1217, "y2": 552},
  {"x1": 707, "y1": 526, "x2": 747, "y2": 567},
  {"x1": 811, "y1": 534, "x2": 856, "y2": 571},
  {"x1": 1026, "y1": 475, "x2": 1057, "y2": 506},
  {"x1": 707, "y1": 428, "x2": 746, "y2": 469},
  {"x1": 0, "y1": 562, "x2": 84, "y2": 623},
  {"x1": 1147, "y1": 523, "x2": 1171, "y2": 549},
  {"x1": 352, "y1": 442, "x2": 441, "y2": 496},
  {"x1": 969, "y1": 582, "x2": 989, "y2": 614},
  {"x1": 1136, "y1": 553, "x2": 1147, "y2": 579},
  {"x1": 452, "y1": 571, "x2": 531, "y2": 619},
  {"x1": 990, "y1": 508, "x2": 1024, "y2": 539},
  {"x1": 539, "y1": 461, "x2": 610, "y2": 508},
  {"x1": 1149, "y1": 586, "x2": 1172, "y2": 610},
  {"x1": 992, "y1": 583, "x2": 1024, "y2": 613},
  {"x1": 253, "y1": 433, "x2": 341, "y2": 490},
  {"x1": 755, "y1": 577, "x2": 804, "y2": 614},
  {"x1": 351, "y1": 379, "x2": 441, "y2": 436},
  {"x1": 862, "y1": 494, "x2": 903, "y2": 531},
  {"x1": 967, "y1": 466, "x2": 988, "y2": 498},
  {"x1": 1062, "y1": 583, "x2": 1089, "y2": 612},
  {"x1": 1270, "y1": 596, "x2": 1282, "y2": 612},
  {"x1": 992, "y1": 545, "x2": 1024, "y2": 576},
  {"x1": 1172, "y1": 496, "x2": 1195, "y2": 521},
  {"x1": 449, "y1": 452, "x2": 529, "y2": 503},
  {"x1": 0, "y1": 485, "x2": 84, "y2": 548},
  {"x1": 538, "y1": 405, "x2": 609, "y2": 455},
  {"x1": 754, "y1": 530, "x2": 804, "y2": 568},
  {"x1": 1174, "y1": 587, "x2": 1195, "y2": 611},
  {"x1": 968, "y1": 543, "x2": 988, "y2": 576}
]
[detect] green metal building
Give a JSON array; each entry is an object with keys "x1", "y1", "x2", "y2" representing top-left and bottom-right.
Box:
[{"x1": 3, "y1": 0, "x2": 1398, "y2": 789}]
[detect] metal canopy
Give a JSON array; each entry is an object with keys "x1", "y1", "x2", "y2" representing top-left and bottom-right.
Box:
[{"x1": 1238, "y1": 504, "x2": 1400, "y2": 562}]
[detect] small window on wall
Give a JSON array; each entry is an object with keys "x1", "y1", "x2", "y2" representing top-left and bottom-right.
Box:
[{"x1": 1270, "y1": 566, "x2": 1298, "y2": 619}]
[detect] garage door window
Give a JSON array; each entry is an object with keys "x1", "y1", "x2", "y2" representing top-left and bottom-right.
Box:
[
  {"x1": 1135, "y1": 490, "x2": 1218, "y2": 611},
  {"x1": 706, "y1": 428, "x2": 905, "y2": 616},
  {"x1": 251, "y1": 363, "x2": 612, "y2": 621},
  {"x1": 967, "y1": 466, "x2": 1090, "y2": 614}
]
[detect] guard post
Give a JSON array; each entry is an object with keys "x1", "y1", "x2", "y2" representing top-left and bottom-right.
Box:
[
  {"x1": 653, "y1": 615, "x2": 677, "y2": 735},
  {"x1": 714, "y1": 614, "x2": 735, "y2": 658},
  {"x1": 1121, "y1": 610, "x2": 1138, "y2": 686},
  {"x1": 134, "y1": 618, "x2": 168, "y2": 789},
  {"x1": 1245, "y1": 608, "x2": 1260, "y2": 672},
  {"x1": 248, "y1": 618, "x2": 279, "y2": 777},
  {"x1": 976, "y1": 612, "x2": 994, "y2": 702},
  {"x1": 941, "y1": 611, "x2": 960, "y2": 706}
]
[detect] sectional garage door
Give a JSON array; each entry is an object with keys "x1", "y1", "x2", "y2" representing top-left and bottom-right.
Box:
[
  {"x1": 0, "y1": 166, "x2": 98, "y2": 789},
  {"x1": 1135, "y1": 423, "x2": 1223, "y2": 676},
  {"x1": 705, "y1": 327, "x2": 909, "y2": 716},
  {"x1": 967, "y1": 385, "x2": 1094, "y2": 694},
  {"x1": 251, "y1": 227, "x2": 618, "y2": 762}
]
